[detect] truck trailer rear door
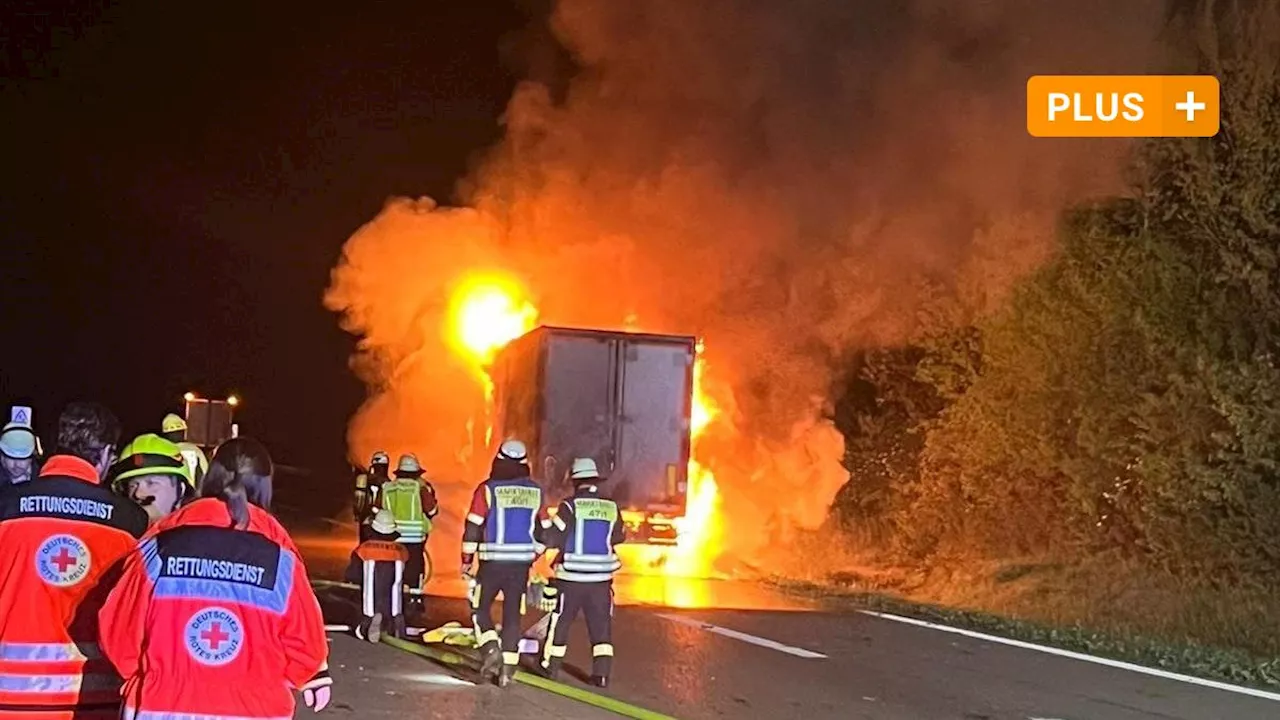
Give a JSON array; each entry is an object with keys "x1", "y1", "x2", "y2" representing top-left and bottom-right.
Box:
[
  {"x1": 540, "y1": 332, "x2": 615, "y2": 498},
  {"x1": 614, "y1": 339, "x2": 692, "y2": 516}
]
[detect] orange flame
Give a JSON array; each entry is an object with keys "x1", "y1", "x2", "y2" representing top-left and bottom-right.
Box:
[
  {"x1": 444, "y1": 276, "x2": 725, "y2": 579},
  {"x1": 445, "y1": 271, "x2": 538, "y2": 400},
  {"x1": 659, "y1": 342, "x2": 723, "y2": 577}
]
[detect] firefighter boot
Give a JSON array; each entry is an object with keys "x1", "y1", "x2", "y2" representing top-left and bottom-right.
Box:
[
  {"x1": 355, "y1": 613, "x2": 382, "y2": 644},
  {"x1": 589, "y1": 674, "x2": 609, "y2": 689},
  {"x1": 538, "y1": 657, "x2": 562, "y2": 681},
  {"x1": 390, "y1": 614, "x2": 407, "y2": 640},
  {"x1": 477, "y1": 641, "x2": 502, "y2": 682},
  {"x1": 497, "y1": 664, "x2": 517, "y2": 688}
]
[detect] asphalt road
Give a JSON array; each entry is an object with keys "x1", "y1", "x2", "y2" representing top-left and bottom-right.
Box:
[{"x1": 292, "y1": 523, "x2": 1280, "y2": 720}]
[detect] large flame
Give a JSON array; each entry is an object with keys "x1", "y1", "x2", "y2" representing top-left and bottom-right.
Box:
[
  {"x1": 445, "y1": 276, "x2": 726, "y2": 579},
  {"x1": 660, "y1": 342, "x2": 724, "y2": 577},
  {"x1": 445, "y1": 271, "x2": 538, "y2": 400}
]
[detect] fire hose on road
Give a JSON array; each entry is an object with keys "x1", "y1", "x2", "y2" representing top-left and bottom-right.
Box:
[{"x1": 311, "y1": 579, "x2": 678, "y2": 720}]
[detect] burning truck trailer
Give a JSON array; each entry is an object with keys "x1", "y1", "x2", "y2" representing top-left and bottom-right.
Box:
[{"x1": 489, "y1": 325, "x2": 697, "y2": 545}]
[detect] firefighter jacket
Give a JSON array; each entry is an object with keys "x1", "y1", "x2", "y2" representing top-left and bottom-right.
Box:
[
  {"x1": 0, "y1": 455, "x2": 150, "y2": 718},
  {"x1": 97, "y1": 498, "x2": 330, "y2": 720},
  {"x1": 377, "y1": 477, "x2": 437, "y2": 544},
  {"x1": 352, "y1": 472, "x2": 374, "y2": 523},
  {"x1": 537, "y1": 485, "x2": 627, "y2": 582},
  {"x1": 353, "y1": 535, "x2": 409, "y2": 619},
  {"x1": 462, "y1": 475, "x2": 546, "y2": 563}
]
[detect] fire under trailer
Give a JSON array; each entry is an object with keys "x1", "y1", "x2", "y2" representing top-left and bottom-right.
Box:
[{"x1": 490, "y1": 325, "x2": 696, "y2": 545}]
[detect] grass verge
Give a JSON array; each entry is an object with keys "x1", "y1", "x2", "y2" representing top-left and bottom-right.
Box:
[{"x1": 762, "y1": 551, "x2": 1280, "y2": 690}]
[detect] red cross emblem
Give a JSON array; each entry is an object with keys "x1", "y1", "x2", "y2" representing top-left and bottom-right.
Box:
[
  {"x1": 201, "y1": 622, "x2": 230, "y2": 650},
  {"x1": 51, "y1": 548, "x2": 77, "y2": 573}
]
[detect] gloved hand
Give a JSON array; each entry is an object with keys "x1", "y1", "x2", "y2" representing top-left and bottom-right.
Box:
[
  {"x1": 303, "y1": 686, "x2": 331, "y2": 712},
  {"x1": 461, "y1": 554, "x2": 475, "y2": 582},
  {"x1": 537, "y1": 583, "x2": 559, "y2": 613}
]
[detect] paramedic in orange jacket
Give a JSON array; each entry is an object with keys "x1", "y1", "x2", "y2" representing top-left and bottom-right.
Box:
[
  {"x1": 97, "y1": 437, "x2": 333, "y2": 718},
  {"x1": 0, "y1": 401, "x2": 149, "y2": 719}
]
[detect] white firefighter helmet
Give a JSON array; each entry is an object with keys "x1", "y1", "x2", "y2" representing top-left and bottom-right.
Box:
[
  {"x1": 497, "y1": 439, "x2": 528, "y2": 462},
  {"x1": 370, "y1": 450, "x2": 390, "y2": 466},
  {"x1": 371, "y1": 509, "x2": 397, "y2": 534},
  {"x1": 569, "y1": 457, "x2": 600, "y2": 481},
  {"x1": 395, "y1": 453, "x2": 423, "y2": 476}
]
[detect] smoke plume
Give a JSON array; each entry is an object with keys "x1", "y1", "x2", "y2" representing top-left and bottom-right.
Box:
[{"x1": 325, "y1": 0, "x2": 1166, "y2": 573}]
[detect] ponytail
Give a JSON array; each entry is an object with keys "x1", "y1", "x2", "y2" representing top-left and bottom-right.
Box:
[
  {"x1": 198, "y1": 437, "x2": 274, "y2": 530},
  {"x1": 220, "y1": 479, "x2": 250, "y2": 529}
]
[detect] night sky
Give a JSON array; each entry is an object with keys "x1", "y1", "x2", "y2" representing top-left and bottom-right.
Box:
[{"x1": 1, "y1": 2, "x2": 533, "y2": 510}]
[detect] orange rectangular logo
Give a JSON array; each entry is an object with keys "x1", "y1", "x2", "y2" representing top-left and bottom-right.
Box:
[{"x1": 1027, "y1": 75, "x2": 1220, "y2": 138}]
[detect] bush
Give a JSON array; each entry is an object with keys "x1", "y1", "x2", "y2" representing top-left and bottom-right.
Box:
[{"x1": 834, "y1": 1, "x2": 1280, "y2": 585}]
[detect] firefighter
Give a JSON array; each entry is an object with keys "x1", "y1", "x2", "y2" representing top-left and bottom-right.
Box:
[
  {"x1": 0, "y1": 401, "x2": 150, "y2": 718},
  {"x1": 536, "y1": 457, "x2": 627, "y2": 688},
  {"x1": 161, "y1": 412, "x2": 209, "y2": 485},
  {"x1": 97, "y1": 437, "x2": 332, "y2": 718},
  {"x1": 110, "y1": 433, "x2": 195, "y2": 524},
  {"x1": 353, "y1": 450, "x2": 390, "y2": 542},
  {"x1": 378, "y1": 453, "x2": 438, "y2": 607},
  {"x1": 350, "y1": 508, "x2": 410, "y2": 642},
  {"x1": 462, "y1": 439, "x2": 546, "y2": 687}
]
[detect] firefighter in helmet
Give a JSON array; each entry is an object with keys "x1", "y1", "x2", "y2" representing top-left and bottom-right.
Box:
[
  {"x1": 354, "y1": 450, "x2": 391, "y2": 542},
  {"x1": 160, "y1": 412, "x2": 209, "y2": 485},
  {"x1": 378, "y1": 453, "x2": 438, "y2": 609},
  {"x1": 110, "y1": 433, "x2": 195, "y2": 525}
]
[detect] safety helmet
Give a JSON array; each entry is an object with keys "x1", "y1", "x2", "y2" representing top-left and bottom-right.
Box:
[
  {"x1": 395, "y1": 453, "x2": 423, "y2": 477},
  {"x1": 0, "y1": 422, "x2": 37, "y2": 460},
  {"x1": 569, "y1": 457, "x2": 600, "y2": 481},
  {"x1": 371, "y1": 450, "x2": 390, "y2": 466},
  {"x1": 112, "y1": 433, "x2": 193, "y2": 488},
  {"x1": 371, "y1": 509, "x2": 397, "y2": 535},
  {"x1": 176, "y1": 441, "x2": 209, "y2": 483},
  {"x1": 497, "y1": 439, "x2": 528, "y2": 462},
  {"x1": 161, "y1": 413, "x2": 187, "y2": 434}
]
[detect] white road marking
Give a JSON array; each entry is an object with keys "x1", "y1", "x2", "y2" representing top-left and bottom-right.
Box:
[
  {"x1": 861, "y1": 610, "x2": 1280, "y2": 703},
  {"x1": 324, "y1": 624, "x2": 351, "y2": 632},
  {"x1": 657, "y1": 613, "x2": 827, "y2": 659}
]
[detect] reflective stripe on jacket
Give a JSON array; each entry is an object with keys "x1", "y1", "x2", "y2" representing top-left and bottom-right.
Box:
[
  {"x1": 462, "y1": 477, "x2": 545, "y2": 562},
  {"x1": 97, "y1": 499, "x2": 330, "y2": 720},
  {"x1": 379, "y1": 479, "x2": 435, "y2": 543},
  {"x1": 537, "y1": 487, "x2": 627, "y2": 582},
  {"x1": 0, "y1": 456, "x2": 150, "y2": 716}
]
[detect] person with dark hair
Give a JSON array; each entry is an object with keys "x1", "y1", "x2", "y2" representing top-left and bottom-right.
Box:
[
  {"x1": 0, "y1": 401, "x2": 150, "y2": 718},
  {"x1": 97, "y1": 437, "x2": 333, "y2": 718},
  {"x1": 461, "y1": 439, "x2": 547, "y2": 687}
]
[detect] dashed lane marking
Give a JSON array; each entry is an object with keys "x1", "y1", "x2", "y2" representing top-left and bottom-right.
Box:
[
  {"x1": 657, "y1": 613, "x2": 827, "y2": 659},
  {"x1": 862, "y1": 610, "x2": 1280, "y2": 703}
]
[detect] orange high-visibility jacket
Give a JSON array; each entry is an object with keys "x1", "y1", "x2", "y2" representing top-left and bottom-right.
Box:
[
  {"x1": 0, "y1": 455, "x2": 150, "y2": 719},
  {"x1": 98, "y1": 498, "x2": 330, "y2": 719}
]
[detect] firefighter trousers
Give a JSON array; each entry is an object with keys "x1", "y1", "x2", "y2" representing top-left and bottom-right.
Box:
[
  {"x1": 470, "y1": 561, "x2": 531, "y2": 667},
  {"x1": 356, "y1": 558, "x2": 405, "y2": 640},
  {"x1": 541, "y1": 579, "x2": 614, "y2": 679},
  {"x1": 398, "y1": 541, "x2": 426, "y2": 594}
]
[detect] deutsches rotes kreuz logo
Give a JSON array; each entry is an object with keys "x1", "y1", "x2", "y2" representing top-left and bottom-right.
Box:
[
  {"x1": 35, "y1": 534, "x2": 92, "y2": 587},
  {"x1": 185, "y1": 607, "x2": 245, "y2": 666}
]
